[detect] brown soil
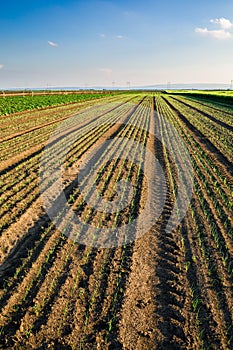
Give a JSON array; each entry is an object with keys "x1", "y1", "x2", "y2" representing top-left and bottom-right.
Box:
[{"x1": 0, "y1": 95, "x2": 232, "y2": 349}]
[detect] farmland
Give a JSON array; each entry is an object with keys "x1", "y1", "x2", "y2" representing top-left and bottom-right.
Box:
[
  {"x1": 0, "y1": 92, "x2": 117, "y2": 116},
  {"x1": 0, "y1": 91, "x2": 233, "y2": 349}
]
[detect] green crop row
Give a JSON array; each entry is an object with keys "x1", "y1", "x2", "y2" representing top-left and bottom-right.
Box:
[{"x1": 0, "y1": 93, "x2": 113, "y2": 116}]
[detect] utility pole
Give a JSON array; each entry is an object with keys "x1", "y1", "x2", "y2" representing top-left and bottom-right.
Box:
[
  {"x1": 112, "y1": 81, "x2": 115, "y2": 90},
  {"x1": 167, "y1": 81, "x2": 171, "y2": 90},
  {"x1": 126, "y1": 81, "x2": 130, "y2": 89},
  {"x1": 230, "y1": 80, "x2": 233, "y2": 90}
]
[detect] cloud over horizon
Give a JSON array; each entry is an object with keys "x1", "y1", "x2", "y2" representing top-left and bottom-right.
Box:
[
  {"x1": 195, "y1": 27, "x2": 232, "y2": 39},
  {"x1": 0, "y1": 64, "x2": 4, "y2": 69},
  {"x1": 210, "y1": 17, "x2": 233, "y2": 30},
  {"x1": 195, "y1": 17, "x2": 233, "y2": 39}
]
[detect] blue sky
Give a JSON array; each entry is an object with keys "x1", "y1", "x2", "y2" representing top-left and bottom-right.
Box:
[{"x1": 1, "y1": 0, "x2": 233, "y2": 88}]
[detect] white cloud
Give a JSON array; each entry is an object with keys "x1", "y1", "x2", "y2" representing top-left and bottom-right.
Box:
[
  {"x1": 0, "y1": 64, "x2": 4, "y2": 69},
  {"x1": 99, "y1": 33, "x2": 106, "y2": 38},
  {"x1": 48, "y1": 41, "x2": 58, "y2": 47},
  {"x1": 195, "y1": 27, "x2": 232, "y2": 39},
  {"x1": 210, "y1": 17, "x2": 233, "y2": 30},
  {"x1": 195, "y1": 17, "x2": 233, "y2": 40},
  {"x1": 116, "y1": 35, "x2": 124, "y2": 39}
]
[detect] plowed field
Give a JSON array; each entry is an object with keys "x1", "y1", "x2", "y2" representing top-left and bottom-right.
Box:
[{"x1": 0, "y1": 93, "x2": 232, "y2": 349}]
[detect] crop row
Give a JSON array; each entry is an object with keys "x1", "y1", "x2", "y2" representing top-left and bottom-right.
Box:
[
  {"x1": 0, "y1": 97, "x2": 151, "y2": 347},
  {"x1": 163, "y1": 96, "x2": 233, "y2": 162},
  {"x1": 0, "y1": 94, "x2": 132, "y2": 140},
  {"x1": 68, "y1": 101, "x2": 150, "y2": 347},
  {"x1": 0, "y1": 95, "x2": 145, "y2": 284},
  {"x1": 0, "y1": 96, "x2": 134, "y2": 161},
  {"x1": 156, "y1": 95, "x2": 233, "y2": 348},
  {"x1": 172, "y1": 95, "x2": 233, "y2": 127},
  {"x1": 0, "y1": 92, "x2": 116, "y2": 116},
  {"x1": 0, "y1": 97, "x2": 142, "y2": 245}
]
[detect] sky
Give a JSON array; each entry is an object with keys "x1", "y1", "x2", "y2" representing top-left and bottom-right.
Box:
[{"x1": 1, "y1": 0, "x2": 233, "y2": 88}]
